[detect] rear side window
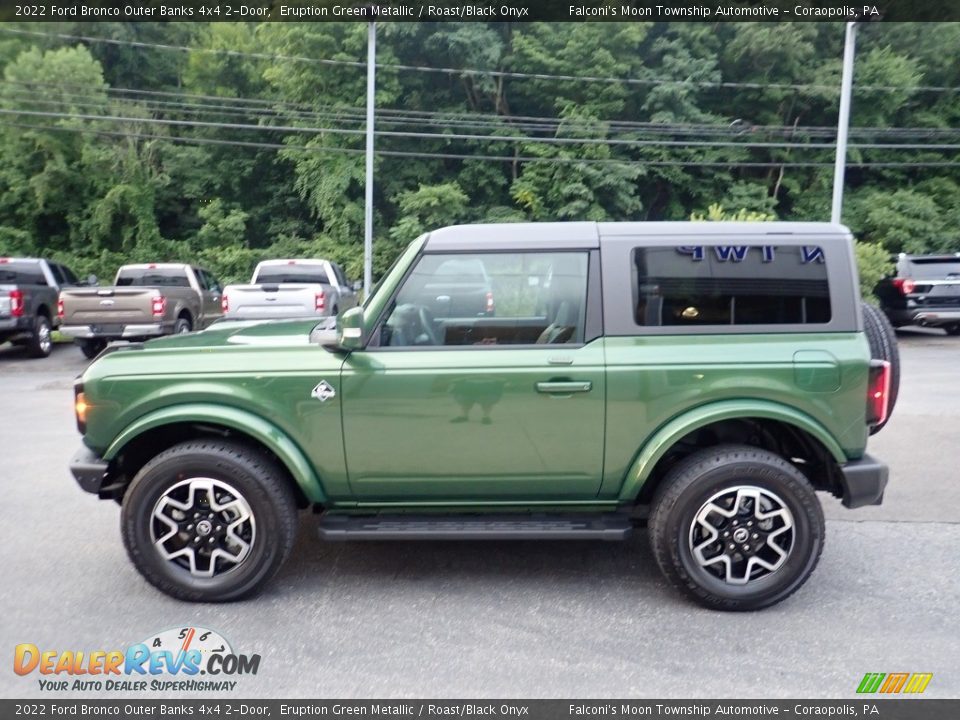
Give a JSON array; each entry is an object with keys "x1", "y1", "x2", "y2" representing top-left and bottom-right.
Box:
[
  {"x1": 116, "y1": 267, "x2": 191, "y2": 288},
  {"x1": 255, "y1": 264, "x2": 329, "y2": 285},
  {"x1": 0, "y1": 261, "x2": 47, "y2": 286},
  {"x1": 633, "y1": 245, "x2": 831, "y2": 327}
]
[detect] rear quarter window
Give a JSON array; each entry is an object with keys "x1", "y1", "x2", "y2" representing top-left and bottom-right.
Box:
[{"x1": 633, "y1": 245, "x2": 831, "y2": 327}]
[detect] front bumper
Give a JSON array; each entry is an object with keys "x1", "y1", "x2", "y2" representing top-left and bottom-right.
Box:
[
  {"x1": 60, "y1": 323, "x2": 165, "y2": 339},
  {"x1": 70, "y1": 445, "x2": 109, "y2": 494},
  {"x1": 839, "y1": 453, "x2": 888, "y2": 508}
]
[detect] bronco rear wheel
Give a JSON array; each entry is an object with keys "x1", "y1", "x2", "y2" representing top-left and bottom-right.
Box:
[
  {"x1": 121, "y1": 440, "x2": 297, "y2": 602},
  {"x1": 649, "y1": 444, "x2": 824, "y2": 611}
]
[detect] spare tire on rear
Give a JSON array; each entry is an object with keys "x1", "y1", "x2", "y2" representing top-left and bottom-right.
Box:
[{"x1": 861, "y1": 302, "x2": 900, "y2": 434}]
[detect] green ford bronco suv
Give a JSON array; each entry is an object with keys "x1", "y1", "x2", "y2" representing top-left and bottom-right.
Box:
[{"x1": 70, "y1": 222, "x2": 897, "y2": 610}]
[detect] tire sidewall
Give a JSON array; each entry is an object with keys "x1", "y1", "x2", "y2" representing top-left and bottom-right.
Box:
[
  {"x1": 122, "y1": 449, "x2": 288, "y2": 602},
  {"x1": 32, "y1": 315, "x2": 52, "y2": 357},
  {"x1": 666, "y1": 461, "x2": 823, "y2": 609}
]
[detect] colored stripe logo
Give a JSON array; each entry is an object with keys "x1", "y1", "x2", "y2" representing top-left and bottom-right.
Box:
[{"x1": 857, "y1": 673, "x2": 933, "y2": 694}]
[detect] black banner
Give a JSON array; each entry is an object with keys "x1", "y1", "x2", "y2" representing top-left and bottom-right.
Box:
[
  {"x1": 0, "y1": 0, "x2": 959, "y2": 23},
  {"x1": 1, "y1": 700, "x2": 959, "y2": 720}
]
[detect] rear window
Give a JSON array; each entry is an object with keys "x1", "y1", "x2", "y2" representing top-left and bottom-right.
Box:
[
  {"x1": 0, "y1": 261, "x2": 47, "y2": 286},
  {"x1": 255, "y1": 264, "x2": 329, "y2": 285},
  {"x1": 633, "y1": 245, "x2": 831, "y2": 327},
  {"x1": 116, "y1": 267, "x2": 190, "y2": 288},
  {"x1": 905, "y1": 258, "x2": 960, "y2": 279}
]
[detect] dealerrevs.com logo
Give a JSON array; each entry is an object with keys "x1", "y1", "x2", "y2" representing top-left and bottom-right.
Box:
[{"x1": 14, "y1": 626, "x2": 260, "y2": 692}]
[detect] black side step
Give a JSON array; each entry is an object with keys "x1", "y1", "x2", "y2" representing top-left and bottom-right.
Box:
[{"x1": 317, "y1": 512, "x2": 633, "y2": 541}]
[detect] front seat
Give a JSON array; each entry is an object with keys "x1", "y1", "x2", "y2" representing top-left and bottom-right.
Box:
[{"x1": 536, "y1": 301, "x2": 577, "y2": 344}]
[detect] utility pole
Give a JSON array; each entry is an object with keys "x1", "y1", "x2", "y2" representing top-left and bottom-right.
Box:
[
  {"x1": 363, "y1": 21, "x2": 376, "y2": 296},
  {"x1": 831, "y1": 21, "x2": 857, "y2": 225}
]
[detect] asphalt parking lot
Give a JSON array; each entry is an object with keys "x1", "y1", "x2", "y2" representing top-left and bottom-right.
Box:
[{"x1": 1, "y1": 331, "x2": 957, "y2": 699}]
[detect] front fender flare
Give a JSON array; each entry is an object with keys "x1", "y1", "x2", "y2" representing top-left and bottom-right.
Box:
[
  {"x1": 618, "y1": 400, "x2": 848, "y2": 502},
  {"x1": 103, "y1": 403, "x2": 326, "y2": 503}
]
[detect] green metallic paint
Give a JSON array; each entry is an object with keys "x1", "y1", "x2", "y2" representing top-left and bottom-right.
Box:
[
  {"x1": 76, "y1": 236, "x2": 877, "y2": 514},
  {"x1": 615, "y1": 399, "x2": 848, "y2": 503},
  {"x1": 340, "y1": 340, "x2": 607, "y2": 501},
  {"x1": 103, "y1": 403, "x2": 327, "y2": 504}
]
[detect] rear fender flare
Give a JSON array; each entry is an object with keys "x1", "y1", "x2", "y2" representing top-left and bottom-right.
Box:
[
  {"x1": 103, "y1": 404, "x2": 326, "y2": 503},
  {"x1": 618, "y1": 400, "x2": 848, "y2": 502}
]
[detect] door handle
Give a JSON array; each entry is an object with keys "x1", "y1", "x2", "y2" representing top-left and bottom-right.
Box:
[{"x1": 535, "y1": 381, "x2": 592, "y2": 394}]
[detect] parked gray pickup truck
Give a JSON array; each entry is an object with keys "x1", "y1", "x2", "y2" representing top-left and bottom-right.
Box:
[
  {"x1": 0, "y1": 257, "x2": 83, "y2": 358},
  {"x1": 220, "y1": 259, "x2": 359, "y2": 320},
  {"x1": 59, "y1": 263, "x2": 224, "y2": 358}
]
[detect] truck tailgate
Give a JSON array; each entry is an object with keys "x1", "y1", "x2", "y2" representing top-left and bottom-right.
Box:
[
  {"x1": 0, "y1": 285, "x2": 13, "y2": 318},
  {"x1": 60, "y1": 287, "x2": 158, "y2": 325},
  {"x1": 224, "y1": 284, "x2": 321, "y2": 318}
]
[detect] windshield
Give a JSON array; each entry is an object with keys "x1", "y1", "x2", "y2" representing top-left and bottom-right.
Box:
[{"x1": 255, "y1": 265, "x2": 329, "y2": 285}]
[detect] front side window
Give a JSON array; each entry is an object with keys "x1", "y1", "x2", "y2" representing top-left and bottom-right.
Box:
[
  {"x1": 380, "y1": 252, "x2": 589, "y2": 347},
  {"x1": 634, "y1": 245, "x2": 831, "y2": 327}
]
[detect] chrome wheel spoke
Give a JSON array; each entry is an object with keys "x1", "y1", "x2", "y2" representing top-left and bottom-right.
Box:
[{"x1": 150, "y1": 477, "x2": 256, "y2": 579}]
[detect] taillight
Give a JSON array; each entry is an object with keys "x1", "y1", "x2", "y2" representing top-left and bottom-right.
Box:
[
  {"x1": 57, "y1": 297, "x2": 65, "y2": 319},
  {"x1": 892, "y1": 278, "x2": 916, "y2": 295},
  {"x1": 315, "y1": 290, "x2": 326, "y2": 313},
  {"x1": 9, "y1": 290, "x2": 24, "y2": 317},
  {"x1": 151, "y1": 295, "x2": 166, "y2": 317},
  {"x1": 74, "y1": 383, "x2": 87, "y2": 434},
  {"x1": 485, "y1": 291, "x2": 495, "y2": 315},
  {"x1": 221, "y1": 294, "x2": 229, "y2": 313},
  {"x1": 867, "y1": 360, "x2": 892, "y2": 428}
]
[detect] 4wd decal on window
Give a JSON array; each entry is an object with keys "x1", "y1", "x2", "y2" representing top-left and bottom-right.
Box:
[{"x1": 677, "y1": 246, "x2": 825, "y2": 263}]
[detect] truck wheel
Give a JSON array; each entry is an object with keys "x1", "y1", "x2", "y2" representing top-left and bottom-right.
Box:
[
  {"x1": 78, "y1": 339, "x2": 107, "y2": 359},
  {"x1": 26, "y1": 315, "x2": 53, "y2": 358},
  {"x1": 861, "y1": 302, "x2": 900, "y2": 433},
  {"x1": 174, "y1": 317, "x2": 192, "y2": 334},
  {"x1": 648, "y1": 444, "x2": 824, "y2": 611},
  {"x1": 121, "y1": 440, "x2": 298, "y2": 602}
]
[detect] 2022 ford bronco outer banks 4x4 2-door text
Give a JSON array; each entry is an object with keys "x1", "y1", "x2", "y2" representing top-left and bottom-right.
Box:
[{"x1": 70, "y1": 222, "x2": 896, "y2": 610}]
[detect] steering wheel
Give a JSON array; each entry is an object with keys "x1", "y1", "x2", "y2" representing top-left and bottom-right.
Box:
[
  {"x1": 415, "y1": 305, "x2": 441, "y2": 346},
  {"x1": 390, "y1": 303, "x2": 440, "y2": 346}
]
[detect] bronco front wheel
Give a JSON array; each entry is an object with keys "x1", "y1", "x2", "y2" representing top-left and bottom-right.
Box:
[
  {"x1": 649, "y1": 445, "x2": 824, "y2": 611},
  {"x1": 121, "y1": 440, "x2": 297, "y2": 602}
]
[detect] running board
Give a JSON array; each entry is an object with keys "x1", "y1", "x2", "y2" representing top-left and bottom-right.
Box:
[{"x1": 317, "y1": 512, "x2": 633, "y2": 541}]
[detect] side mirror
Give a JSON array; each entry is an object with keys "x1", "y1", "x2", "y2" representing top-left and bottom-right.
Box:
[
  {"x1": 351, "y1": 280, "x2": 363, "y2": 292},
  {"x1": 333, "y1": 306, "x2": 365, "y2": 351},
  {"x1": 86, "y1": 274, "x2": 99, "y2": 287}
]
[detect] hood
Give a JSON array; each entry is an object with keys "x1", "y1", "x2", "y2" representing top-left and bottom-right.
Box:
[{"x1": 143, "y1": 318, "x2": 331, "y2": 351}]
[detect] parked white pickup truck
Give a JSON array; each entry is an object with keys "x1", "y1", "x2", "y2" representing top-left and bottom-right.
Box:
[{"x1": 220, "y1": 259, "x2": 359, "y2": 321}]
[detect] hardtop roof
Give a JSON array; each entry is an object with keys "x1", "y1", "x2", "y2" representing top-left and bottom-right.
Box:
[{"x1": 424, "y1": 221, "x2": 852, "y2": 251}]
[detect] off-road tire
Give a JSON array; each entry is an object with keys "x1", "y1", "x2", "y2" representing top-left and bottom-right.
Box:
[
  {"x1": 649, "y1": 444, "x2": 825, "y2": 611},
  {"x1": 121, "y1": 440, "x2": 298, "y2": 602},
  {"x1": 862, "y1": 302, "x2": 900, "y2": 433}
]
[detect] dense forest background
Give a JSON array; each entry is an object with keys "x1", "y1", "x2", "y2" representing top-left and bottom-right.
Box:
[{"x1": 0, "y1": 21, "x2": 958, "y2": 289}]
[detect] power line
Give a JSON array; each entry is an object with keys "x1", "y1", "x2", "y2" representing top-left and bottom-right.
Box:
[
  {"x1": 5, "y1": 119, "x2": 960, "y2": 170},
  {"x1": 2, "y1": 26, "x2": 958, "y2": 95},
  {"x1": 5, "y1": 105, "x2": 960, "y2": 154},
  {"x1": 5, "y1": 78, "x2": 960, "y2": 143}
]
